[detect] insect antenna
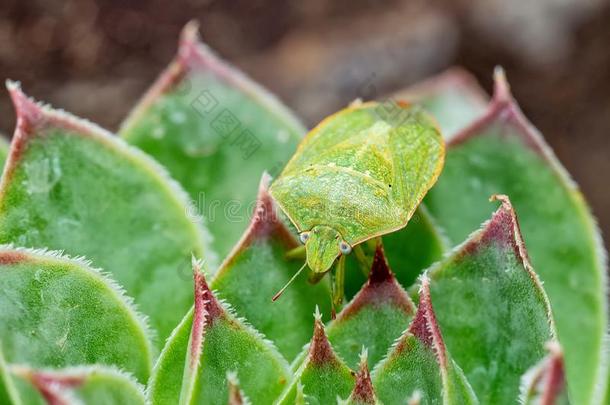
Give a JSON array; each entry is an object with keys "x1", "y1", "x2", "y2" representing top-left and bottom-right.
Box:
[{"x1": 272, "y1": 261, "x2": 308, "y2": 302}]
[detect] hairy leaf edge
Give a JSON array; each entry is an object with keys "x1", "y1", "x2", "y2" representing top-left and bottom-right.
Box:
[{"x1": 119, "y1": 21, "x2": 305, "y2": 138}]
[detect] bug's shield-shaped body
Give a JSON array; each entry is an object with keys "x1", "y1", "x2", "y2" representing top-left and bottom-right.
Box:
[{"x1": 270, "y1": 102, "x2": 445, "y2": 273}]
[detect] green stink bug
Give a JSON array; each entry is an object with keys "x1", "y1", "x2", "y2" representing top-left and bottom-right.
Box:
[{"x1": 269, "y1": 101, "x2": 444, "y2": 301}]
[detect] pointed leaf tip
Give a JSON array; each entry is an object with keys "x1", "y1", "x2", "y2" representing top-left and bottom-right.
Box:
[
  {"x1": 359, "y1": 347, "x2": 368, "y2": 367},
  {"x1": 309, "y1": 313, "x2": 338, "y2": 365},
  {"x1": 314, "y1": 305, "x2": 322, "y2": 321},
  {"x1": 248, "y1": 172, "x2": 282, "y2": 238},
  {"x1": 193, "y1": 262, "x2": 223, "y2": 324},
  {"x1": 492, "y1": 66, "x2": 511, "y2": 104},
  {"x1": 461, "y1": 194, "x2": 531, "y2": 267},
  {"x1": 327, "y1": 244, "x2": 416, "y2": 369},
  {"x1": 408, "y1": 277, "x2": 447, "y2": 366},
  {"x1": 6, "y1": 82, "x2": 44, "y2": 133},
  {"x1": 180, "y1": 20, "x2": 201, "y2": 45},
  {"x1": 337, "y1": 244, "x2": 415, "y2": 322},
  {"x1": 276, "y1": 310, "x2": 355, "y2": 404},
  {"x1": 349, "y1": 352, "x2": 376, "y2": 405},
  {"x1": 174, "y1": 19, "x2": 241, "y2": 87},
  {"x1": 189, "y1": 264, "x2": 223, "y2": 371},
  {"x1": 13, "y1": 366, "x2": 85, "y2": 404},
  {"x1": 178, "y1": 20, "x2": 204, "y2": 67},
  {"x1": 223, "y1": 173, "x2": 292, "y2": 264},
  {"x1": 368, "y1": 244, "x2": 394, "y2": 284}
]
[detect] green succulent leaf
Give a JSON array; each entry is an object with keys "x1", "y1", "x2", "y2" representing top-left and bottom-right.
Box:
[
  {"x1": 0, "y1": 83, "x2": 207, "y2": 346},
  {"x1": 372, "y1": 277, "x2": 478, "y2": 405},
  {"x1": 276, "y1": 310, "x2": 356, "y2": 405},
  {"x1": 0, "y1": 344, "x2": 21, "y2": 405},
  {"x1": 382, "y1": 205, "x2": 449, "y2": 288},
  {"x1": 424, "y1": 69, "x2": 607, "y2": 405},
  {"x1": 327, "y1": 244, "x2": 416, "y2": 370},
  {"x1": 148, "y1": 262, "x2": 290, "y2": 405},
  {"x1": 426, "y1": 195, "x2": 554, "y2": 403},
  {"x1": 120, "y1": 22, "x2": 305, "y2": 262},
  {"x1": 520, "y1": 342, "x2": 569, "y2": 405},
  {"x1": 211, "y1": 173, "x2": 330, "y2": 361},
  {"x1": 0, "y1": 246, "x2": 152, "y2": 383},
  {"x1": 10, "y1": 365, "x2": 146, "y2": 405},
  {"x1": 393, "y1": 68, "x2": 488, "y2": 139}
]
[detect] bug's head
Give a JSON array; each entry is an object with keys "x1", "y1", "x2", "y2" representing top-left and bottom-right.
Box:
[{"x1": 300, "y1": 225, "x2": 351, "y2": 274}]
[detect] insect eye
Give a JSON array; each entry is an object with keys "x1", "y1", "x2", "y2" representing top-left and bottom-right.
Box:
[
  {"x1": 299, "y1": 232, "x2": 310, "y2": 244},
  {"x1": 339, "y1": 241, "x2": 352, "y2": 255}
]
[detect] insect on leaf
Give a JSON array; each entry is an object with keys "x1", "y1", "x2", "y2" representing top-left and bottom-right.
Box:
[{"x1": 270, "y1": 101, "x2": 444, "y2": 274}]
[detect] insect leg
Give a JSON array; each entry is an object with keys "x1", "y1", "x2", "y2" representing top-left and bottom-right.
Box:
[
  {"x1": 330, "y1": 255, "x2": 346, "y2": 319},
  {"x1": 353, "y1": 245, "x2": 372, "y2": 276}
]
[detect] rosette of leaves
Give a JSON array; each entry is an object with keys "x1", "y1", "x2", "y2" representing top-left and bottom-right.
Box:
[{"x1": 0, "y1": 22, "x2": 606, "y2": 405}]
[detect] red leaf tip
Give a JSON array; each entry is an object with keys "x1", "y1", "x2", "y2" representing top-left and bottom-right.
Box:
[
  {"x1": 12, "y1": 366, "x2": 85, "y2": 405},
  {"x1": 336, "y1": 244, "x2": 415, "y2": 321},
  {"x1": 542, "y1": 349, "x2": 565, "y2": 405},
  {"x1": 6, "y1": 81, "x2": 44, "y2": 133},
  {"x1": 180, "y1": 20, "x2": 201, "y2": 46},
  {"x1": 249, "y1": 172, "x2": 282, "y2": 238},
  {"x1": 349, "y1": 348, "x2": 376, "y2": 404},
  {"x1": 408, "y1": 276, "x2": 447, "y2": 366},
  {"x1": 449, "y1": 66, "x2": 550, "y2": 159},
  {"x1": 178, "y1": 20, "x2": 202, "y2": 64},
  {"x1": 522, "y1": 341, "x2": 566, "y2": 405},
  {"x1": 189, "y1": 259, "x2": 224, "y2": 369},
  {"x1": 193, "y1": 260, "x2": 223, "y2": 322},
  {"x1": 309, "y1": 308, "x2": 339, "y2": 365},
  {"x1": 221, "y1": 173, "x2": 296, "y2": 273},
  {"x1": 460, "y1": 194, "x2": 530, "y2": 267},
  {"x1": 492, "y1": 66, "x2": 512, "y2": 105},
  {"x1": 176, "y1": 20, "x2": 236, "y2": 85},
  {"x1": 368, "y1": 244, "x2": 394, "y2": 284}
]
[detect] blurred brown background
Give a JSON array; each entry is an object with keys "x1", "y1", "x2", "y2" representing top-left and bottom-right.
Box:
[{"x1": 1, "y1": 0, "x2": 608, "y2": 248}]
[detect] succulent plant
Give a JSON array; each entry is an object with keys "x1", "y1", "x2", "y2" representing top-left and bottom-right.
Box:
[{"x1": 0, "y1": 22, "x2": 606, "y2": 405}]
